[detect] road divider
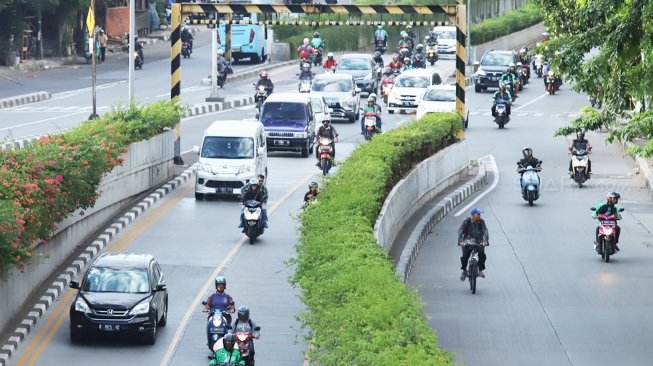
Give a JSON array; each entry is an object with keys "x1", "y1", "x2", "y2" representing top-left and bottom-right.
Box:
[
  {"x1": 0, "y1": 91, "x2": 51, "y2": 110},
  {"x1": 624, "y1": 141, "x2": 653, "y2": 201}
]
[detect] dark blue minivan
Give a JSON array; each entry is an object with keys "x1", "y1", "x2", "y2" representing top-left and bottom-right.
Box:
[{"x1": 259, "y1": 93, "x2": 316, "y2": 157}]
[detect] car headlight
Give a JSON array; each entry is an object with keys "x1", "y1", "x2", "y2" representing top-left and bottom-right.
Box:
[
  {"x1": 129, "y1": 300, "x2": 150, "y2": 316},
  {"x1": 238, "y1": 164, "x2": 255, "y2": 175},
  {"x1": 74, "y1": 298, "x2": 91, "y2": 313},
  {"x1": 198, "y1": 163, "x2": 214, "y2": 174},
  {"x1": 476, "y1": 68, "x2": 487, "y2": 76},
  {"x1": 339, "y1": 98, "x2": 355, "y2": 109}
]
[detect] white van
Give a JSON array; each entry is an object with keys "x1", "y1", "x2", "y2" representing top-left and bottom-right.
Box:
[{"x1": 193, "y1": 120, "x2": 268, "y2": 200}]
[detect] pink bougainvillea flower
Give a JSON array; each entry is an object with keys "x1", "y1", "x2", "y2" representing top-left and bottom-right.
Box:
[{"x1": 55, "y1": 175, "x2": 63, "y2": 182}]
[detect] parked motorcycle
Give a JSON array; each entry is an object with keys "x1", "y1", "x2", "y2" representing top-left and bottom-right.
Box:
[
  {"x1": 242, "y1": 200, "x2": 264, "y2": 244},
  {"x1": 591, "y1": 207, "x2": 624, "y2": 262},
  {"x1": 201, "y1": 302, "x2": 232, "y2": 352},
  {"x1": 494, "y1": 99, "x2": 509, "y2": 129},
  {"x1": 518, "y1": 164, "x2": 542, "y2": 206},
  {"x1": 298, "y1": 77, "x2": 312, "y2": 93},
  {"x1": 426, "y1": 45, "x2": 438, "y2": 65},
  {"x1": 570, "y1": 148, "x2": 590, "y2": 187},
  {"x1": 253, "y1": 84, "x2": 270, "y2": 118},
  {"x1": 362, "y1": 112, "x2": 380, "y2": 140},
  {"x1": 181, "y1": 41, "x2": 192, "y2": 58},
  {"x1": 317, "y1": 137, "x2": 334, "y2": 176}
]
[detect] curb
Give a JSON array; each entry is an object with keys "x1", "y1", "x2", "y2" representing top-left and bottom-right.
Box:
[
  {"x1": 0, "y1": 165, "x2": 197, "y2": 366},
  {"x1": 0, "y1": 91, "x2": 51, "y2": 110},
  {"x1": 396, "y1": 162, "x2": 489, "y2": 283},
  {"x1": 624, "y1": 141, "x2": 653, "y2": 201},
  {"x1": 184, "y1": 96, "x2": 255, "y2": 118}
]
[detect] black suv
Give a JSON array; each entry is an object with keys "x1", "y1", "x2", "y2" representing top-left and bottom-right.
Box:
[
  {"x1": 69, "y1": 253, "x2": 168, "y2": 344},
  {"x1": 474, "y1": 50, "x2": 520, "y2": 92}
]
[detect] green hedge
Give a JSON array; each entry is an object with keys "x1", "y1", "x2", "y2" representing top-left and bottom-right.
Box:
[
  {"x1": 292, "y1": 113, "x2": 461, "y2": 365},
  {"x1": 0, "y1": 101, "x2": 183, "y2": 272},
  {"x1": 274, "y1": 26, "x2": 373, "y2": 53},
  {"x1": 471, "y1": 3, "x2": 543, "y2": 45}
]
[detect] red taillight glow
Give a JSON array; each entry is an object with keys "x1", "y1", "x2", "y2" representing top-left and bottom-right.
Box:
[{"x1": 249, "y1": 29, "x2": 255, "y2": 43}]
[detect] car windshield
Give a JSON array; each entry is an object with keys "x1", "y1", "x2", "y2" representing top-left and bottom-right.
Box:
[
  {"x1": 338, "y1": 59, "x2": 370, "y2": 70},
  {"x1": 260, "y1": 102, "x2": 306, "y2": 120},
  {"x1": 396, "y1": 76, "x2": 430, "y2": 88},
  {"x1": 481, "y1": 53, "x2": 514, "y2": 67},
  {"x1": 423, "y1": 89, "x2": 455, "y2": 102},
  {"x1": 432, "y1": 30, "x2": 455, "y2": 39},
  {"x1": 201, "y1": 136, "x2": 255, "y2": 159},
  {"x1": 82, "y1": 266, "x2": 150, "y2": 293},
  {"x1": 311, "y1": 79, "x2": 353, "y2": 92},
  {"x1": 311, "y1": 99, "x2": 324, "y2": 113}
]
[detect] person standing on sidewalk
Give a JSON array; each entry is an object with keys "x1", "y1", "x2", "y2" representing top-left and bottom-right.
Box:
[{"x1": 99, "y1": 30, "x2": 108, "y2": 63}]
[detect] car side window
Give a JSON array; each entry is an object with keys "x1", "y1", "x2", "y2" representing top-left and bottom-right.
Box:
[
  {"x1": 307, "y1": 103, "x2": 314, "y2": 121},
  {"x1": 260, "y1": 132, "x2": 265, "y2": 147},
  {"x1": 152, "y1": 262, "x2": 162, "y2": 286}
]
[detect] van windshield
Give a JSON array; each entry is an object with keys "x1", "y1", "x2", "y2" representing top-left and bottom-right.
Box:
[
  {"x1": 201, "y1": 136, "x2": 255, "y2": 159},
  {"x1": 260, "y1": 102, "x2": 306, "y2": 120}
]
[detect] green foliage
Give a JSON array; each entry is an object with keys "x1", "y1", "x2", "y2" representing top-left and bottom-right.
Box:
[
  {"x1": 535, "y1": 0, "x2": 653, "y2": 156},
  {"x1": 553, "y1": 107, "x2": 616, "y2": 137},
  {"x1": 470, "y1": 2, "x2": 543, "y2": 45},
  {"x1": 275, "y1": 26, "x2": 374, "y2": 52},
  {"x1": 0, "y1": 100, "x2": 182, "y2": 272},
  {"x1": 292, "y1": 113, "x2": 460, "y2": 365}
]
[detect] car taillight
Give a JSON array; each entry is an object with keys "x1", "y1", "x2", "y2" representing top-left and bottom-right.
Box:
[{"x1": 249, "y1": 29, "x2": 255, "y2": 43}]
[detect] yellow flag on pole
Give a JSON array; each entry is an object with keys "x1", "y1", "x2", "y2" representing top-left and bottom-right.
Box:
[{"x1": 86, "y1": 5, "x2": 95, "y2": 34}]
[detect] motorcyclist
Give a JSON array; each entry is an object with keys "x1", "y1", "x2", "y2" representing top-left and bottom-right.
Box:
[
  {"x1": 397, "y1": 31, "x2": 411, "y2": 52},
  {"x1": 310, "y1": 31, "x2": 324, "y2": 50},
  {"x1": 400, "y1": 57, "x2": 414, "y2": 72},
  {"x1": 458, "y1": 207, "x2": 489, "y2": 280},
  {"x1": 374, "y1": 25, "x2": 388, "y2": 48},
  {"x1": 413, "y1": 44, "x2": 425, "y2": 61},
  {"x1": 322, "y1": 52, "x2": 337, "y2": 71},
  {"x1": 298, "y1": 62, "x2": 314, "y2": 81},
  {"x1": 387, "y1": 54, "x2": 402, "y2": 71},
  {"x1": 134, "y1": 38, "x2": 144, "y2": 63},
  {"x1": 541, "y1": 31, "x2": 550, "y2": 43},
  {"x1": 255, "y1": 71, "x2": 274, "y2": 95},
  {"x1": 181, "y1": 26, "x2": 193, "y2": 53},
  {"x1": 216, "y1": 49, "x2": 228, "y2": 82},
  {"x1": 491, "y1": 84, "x2": 512, "y2": 118},
  {"x1": 297, "y1": 38, "x2": 313, "y2": 66},
  {"x1": 303, "y1": 181, "x2": 320, "y2": 205},
  {"x1": 315, "y1": 117, "x2": 338, "y2": 166},
  {"x1": 592, "y1": 192, "x2": 623, "y2": 252},
  {"x1": 239, "y1": 178, "x2": 269, "y2": 230},
  {"x1": 405, "y1": 24, "x2": 416, "y2": 49},
  {"x1": 240, "y1": 174, "x2": 268, "y2": 204},
  {"x1": 424, "y1": 34, "x2": 438, "y2": 47},
  {"x1": 499, "y1": 66, "x2": 517, "y2": 95},
  {"x1": 360, "y1": 94, "x2": 382, "y2": 134},
  {"x1": 373, "y1": 51, "x2": 384, "y2": 69},
  {"x1": 210, "y1": 333, "x2": 245, "y2": 366},
  {"x1": 412, "y1": 53, "x2": 426, "y2": 69},
  {"x1": 232, "y1": 306, "x2": 260, "y2": 365},
  {"x1": 203, "y1": 276, "x2": 235, "y2": 324},
  {"x1": 568, "y1": 130, "x2": 592, "y2": 176},
  {"x1": 517, "y1": 147, "x2": 542, "y2": 171},
  {"x1": 518, "y1": 47, "x2": 530, "y2": 67}
]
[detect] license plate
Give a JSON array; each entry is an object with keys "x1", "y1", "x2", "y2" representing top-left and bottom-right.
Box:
[
  {"x1": 273, "y1": 140, "x2": 289, "y2": 146},
  {"x1": 601, "y1": 220, "x2": 616, "y2": 225},
  {"x1": 490, "y1": 77, "x2": 498, "y2": 81},
  {"x1": 99, "y1": 324, "x2": 119, "y2": 331},
  {"x1": 231, "y1": 49, "x2": 240, "y2": 53},
  {"x1": 216, "y1": 187, "x2": 231, "y2": 193},
  {"x1": 402, "y1": 102, "x2": 411, "y2": 106}
]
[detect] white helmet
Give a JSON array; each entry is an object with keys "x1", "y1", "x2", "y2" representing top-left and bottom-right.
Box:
[{"x1": 217, "y1": 49, "x2": 224, "y2": 55}]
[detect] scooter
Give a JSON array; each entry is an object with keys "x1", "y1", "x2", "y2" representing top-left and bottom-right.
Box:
[
  {"x1": 253, "y1": 84, "x2": 269, "y2": 118},
  {"x1": 317, "y1": 137, "x2": 334, "y2": 176},
  {"x1": 380, "y1": 73, "x2": 398, "y2": 104},
  {"x1": 242, "y1": 200, "x2": 264, "y2": 244},
  {"x1": 546, "y1": 73, "x2": 558, "y2": 95},
  {"x1": 426, "y1": 45, "x2": 438, "y2": 65},
  {"x1": 591, "y1": 207, "x2": 624, "y2": 262},
  {"x1": 518, "y1": 164, "x2": 542, "y2": 206},
  {"x1": 298, "y1": 77, "x2": 312, "y2": 93},
  {"x1": 533, "y1": 54, "x2": 544, "y2": 78},
  {"x1": 201, "y1": 302, "x2": 232, "y2": 352},
  {"x1": 234, "y1": 326, "x2": 261, "y2": 366},
  {"x1": 312, "y1": 48, "x2": 323, "y2": 66},
  {"x1": 493, "y1": 99, "x2": 509, "y2": 129},
  {"x1": 181, "y1": 41, "x2": 192, "y2": 58},
  {"x1": 570, "y1": 148, "x2": 590, "y2": 187},
  {"x1": 375, "y1": 40, "x2": 387, "y2": 54},
  {"x1": 362, "y1": 112, "x2": 380, "y2": 140}
]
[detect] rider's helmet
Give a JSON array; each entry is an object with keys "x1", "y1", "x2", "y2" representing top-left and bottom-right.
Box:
[
  {"x1": 392, "y1": 53, "x2": 399, "y2": 62},
  {"x1": 308, "y1": 181, "x2": 319, "y2": 191},
  {"x1": 237, "y1": 305, "x2": 250, "y2": 322},
  {"x1": 303, "y1": 38, "x2": 310, "y2": 45},
  {"x1": 607, "y1": 191, "x2": 621, "y2": 204},
  {"x1": 369, "y1": 93, "x2": 377, "y2": 101},
  {"x1": 516, "y1": 61, "x2": 522, "y2": 67},
  {"x1": 313, "y1": 32, "x2": 320, "y2": 38},
  {"x1": 367, "y1": 95, "x2": 375, "y2": 104},
  {"x1": 424, "y1": 36, "x2": 431, "y2": 42},
  {"x1": 548, "y1": 70, "x2": 555, "y2": 76},
  {"x1": 520, "y1": 47, "x2": 527, "y2": 55},
  {"x1": 215, "y1": 276, "x2": 227, "y2": 289},
  {"x1": 248, "y1": 178, "x2": 259, "y2": 189},
  {"x1": 322, "y1": 117, "x2": 331, "y2": 126},
  {"x1": 223, "y1": 333, "x2": 236, "y2": 352},
  {"x1": 400, "y1": 31, "x2": 408, "y2": 37},
  {"x1": 509, "y1": 62, "x2": 516, "y2": 71},
  {"x1": 577, "y1": 130, "x2": 586, "y2": 140},
  {"x1": 403, "y1": 57, "x2": 411, "y2": 64},
  {"x1": 260, "y1": 71, "x2": 268, "y2": 79},
  {"x1": 522, "y1": 147, "x2": 533, "y2": 159},
  {"x1": 374, "y1": 51, "x2": 381, "y2": 59},
  {"x1": 406, "y1": 24, "x2": 413, "y2": 30},
  {"x1": 416, "y1": 44, "x2": 424, "y2": 51},
  {"x1": 377, "y1": 25, "x2": 383, "y2": 30},
  {"x1": 217, "y1": 49, "x2": 224, "y2": 55},
  {"x1": 327, "y1": 52, "x2": 334, "y2": 59}
]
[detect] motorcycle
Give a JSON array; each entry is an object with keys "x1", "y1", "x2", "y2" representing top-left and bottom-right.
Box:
[
  {"x1": 519, "y1": 64, "x2": 529, "y2": 86},
  {"x1": 312, "y1": 48, "x2": 323, "y2": 67},
  {"x1": 317, "y1": 137, "x2": 334, "y2": 176},
  {"x1": 362, "y1": 112, "x2": 380, "y2": 140},
  {"x1": 398, "y1": 46, "x2": 411, "y2": 60},
  {"x1": 533, "y1": 54, "x2": 544, "y2": 78},
  {"x1": 426, "y1": 45, "x2": 438, "y2": 65},
  {"x1": 590, "y1": 207, "x2": 624, "y2": 262},
  {"x1": 546, "y1": 73, "x2": 558, "y2": 95},
  {"x1": 380, "y1": 74, "x2": 396, "y2": 104},
  {"x1": 242, "y1": 200, "x2": 264, "y2": 244},
  {"x1": 570, "y1": 148, "x2": 590, "y2": 188},
  {"x1": 493, "y1": 99, "x2": 509, "y2": 129},
  {"x1": 375, "y1": 40, "x2": 387, "y2": 54},
  {"x1": 253, "y1": 84, "x2": 270, "y2": 118},
  {"x1": 201, "y1": 302, "x2": 232, "y2": 352},
  {"x1": 298, "y1": 77, "x2": 312, "y2": 93},
  {"x1": 235, "y1": 327, "x2": 261, "y2": 366},
  {"x1": 518, "y1": 164, "x2": 542, "y2": 206},
  {"x1": 181, "y1": 41, "x2": 192, "y2": 58},
  {"x1": 502, "y1": 79, "x2": 517, "y2": 100},
  {"x1": 134, "y1": 51, "x2": 143, "y2": 70}
]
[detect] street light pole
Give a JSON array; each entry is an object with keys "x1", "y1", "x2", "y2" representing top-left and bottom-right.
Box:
[
  {"x1": 467, "y1": 0, "x2": 471, "y2": 64},
  {"x1": 128, "y1": 0, "x2": 135, "y2": 101}
]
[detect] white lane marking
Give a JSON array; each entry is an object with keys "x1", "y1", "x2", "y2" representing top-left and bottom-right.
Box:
[
  {"x1": 454, "y1": 154, "x2": 499, "y2": 217},
  {"x1": 0, "y1": 111, "x2": 90, "y2": 131},
  {"x1": 159, "y1": 172, "x2": 315, "y2": 366},
  {"x1": 514, "y1": 92, "x2": 548, "y2": 111},
  {"x1": 51, "y1": 81, "x2": 126, "y2": 98}
]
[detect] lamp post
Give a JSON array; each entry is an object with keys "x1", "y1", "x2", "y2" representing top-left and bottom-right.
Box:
[{"x1": 128, "y1": 0, "x2": 135, "y2": 101}]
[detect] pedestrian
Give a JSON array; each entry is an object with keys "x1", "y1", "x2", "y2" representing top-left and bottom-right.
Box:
[{"x1": 99, "y1": 29, "x2": 108, "y2": 63}]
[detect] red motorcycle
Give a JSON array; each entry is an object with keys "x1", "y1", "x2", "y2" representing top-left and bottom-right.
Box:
[
  {"x1": 236, "y1": 330, "x2": 258, "y2": 366},
  {"x1": 591, "y1": 207, "x2": 624, "y2": 262},
  {"x1": 380, "y1": 74, "x2": 397, "y2": 104}
]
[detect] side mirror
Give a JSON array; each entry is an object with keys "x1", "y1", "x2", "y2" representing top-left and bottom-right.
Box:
[
  {"x1": 192, "y1": 146, "x2": 200, "y2": 154},
  {"x1": 69, "y1": 280, "x2": 80, "y2": 289},
  {"x1": 590, "y1": 207, "x2": 597, "y2": 211},
  {"x1": 155, "y1": 283, "x2": 167, "y2": 291},
  {"x1": 619, "y1": 208, "x2": 625, "y2": 212},
  {"x1": 355, "y1": 87, "x2": 361, "y2": 94},
  {"x1": 254, "y1": 326, "x2": 261, "y2": 331},
  {"x1": 472, "y1": 61, "x2": 480, "y2": 73},
  {"x1": 201, "y1": 301, "x2": 207, "y2": 306},
  {"x1": 227, "y1": 325, "x2": 233, "y2": 330}
]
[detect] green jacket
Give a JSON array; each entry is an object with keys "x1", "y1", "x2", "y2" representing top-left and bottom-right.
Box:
[
  {"x1": 240, "y1": 184, "x2": 268, "y2": 203},
  {"x1": 209, "y1": 348, "x2": 245, "y2": 366},
  {"x1": 499, "y1": 72, "x2": 515, "y2": 83},
  {"x1": 363, "y1": 105, "x2": 381, "y2": 114},
  {"x1": 310, "y1": 37, "x2": 324, "y2": 49},
  {"x1": 592, "y1": 202, "x2": 622, "y2": 220}
]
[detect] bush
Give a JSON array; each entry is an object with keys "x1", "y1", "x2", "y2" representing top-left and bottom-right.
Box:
[
  {"x1": 0, "y1": 100, "x2": 182, "y2": 272},
  {"x1": 293, "y1": 113, "x2": 461, "y2": 365},
  {"x1": 471, "y1": 3, "x2": 543, "y2": 45}
]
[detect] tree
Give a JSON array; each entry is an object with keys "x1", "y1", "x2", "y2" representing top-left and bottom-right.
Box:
[{"x1": 534, "y1": 0, "x2": 653, "y2": 156}]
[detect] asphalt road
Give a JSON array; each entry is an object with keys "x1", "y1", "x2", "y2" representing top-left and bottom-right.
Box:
[
  {"x1": 409, "y1": 77, "x2": 653, "y2": 365},
  {"x1": 5, "y1": 52, "x2": 457, "y2": 365}
]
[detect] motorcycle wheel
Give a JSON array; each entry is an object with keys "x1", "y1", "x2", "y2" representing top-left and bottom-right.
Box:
[
  {"x1": 603, "y1": 238, "x2": 612, "y2": 262},
  {"x1": 468, "y1": 259, "x2": 477, "y2": 294},
  {"x1": 430, "y1": 60, "x2": 435, "y2": 66},
  {"x1": 575, "y1": 170, "x2": 583, "y2": 188},
  {"x1": 247, "y1": 225, "x2": 257, "y2": 245},
  {"x1": 364, "y1": 130, "x2": 372, "y2": 140},
  {"x1": 321, "y1": 158, "x2": 330, "y2": 176},
  {"x1": 498, "y1": 120, "x2": 505, "y2": 129}
]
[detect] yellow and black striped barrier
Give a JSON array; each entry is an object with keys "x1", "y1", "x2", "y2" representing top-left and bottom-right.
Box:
[
  {"x1": 186, "y1": 19, "x2": 451, "y2": 27},
  {"x1": 171, "y1": 3, "x2": 182, "y2": 164},
  {"x1": 455, "y1": 2, "x2": 467, "y2": 131},
  {"x1": 179, "y1": 4, "x2": 456, "y2": 16}
]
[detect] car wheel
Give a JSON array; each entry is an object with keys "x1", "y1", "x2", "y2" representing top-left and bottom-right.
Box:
[
  {"x1": 348, "y1": 115, "x2": 355, "y2": 123},
  {"x1": 475, "y1": 84, "x2": 482, "y2": 93},
  {"x1": 388, "y1": 109, "x2": 395, "y2": 114},
  {"x1": 70, "y1": 328, "x2": 83, "y2": 343},
  {"x1": 158, "y1": 299, "x2": 168, "y2": 327},
  {"x1": 301, "y1": 145, "x2": 309, "y2": 158},
  {"x1": 144, "y1": 322, "x2": 157, "y2": 345},
  {"x1": 195, "y1": 193, "x2": 204, "y2": 200}
]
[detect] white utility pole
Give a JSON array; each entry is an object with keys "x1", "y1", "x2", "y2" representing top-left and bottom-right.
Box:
[
  {"x1": 211, "y1": 27, "x2": 218, "y2": 98},
  {"x1": 128, "y1": 0, "x2": 135, "y2": 101}
]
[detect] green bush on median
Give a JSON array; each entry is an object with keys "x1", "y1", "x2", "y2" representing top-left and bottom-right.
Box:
[
  {"x1": 0, "y1": 100, "x2": 183, "y2": 272},
  {"x1": 292, "y1": 113, "x2": 461, "y2": 365},
  {"x1": 471, "y1": 3, "x2": 543, "y2": 45}
]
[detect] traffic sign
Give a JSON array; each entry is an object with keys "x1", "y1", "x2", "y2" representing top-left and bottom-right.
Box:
[{"x1": 86, "y1": 6, "x2": 95, "y2": 34}]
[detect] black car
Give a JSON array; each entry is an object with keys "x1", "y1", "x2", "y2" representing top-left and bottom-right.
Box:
[
  {"x1": 335, "y1": 54, "x2": 379, "y2": 95},
  {"x1": 69, "y1": 253, "x2": 168, "y2": 345},
  {"x1": 474, "y1": 50, "x2": 520, "y2": 93}
]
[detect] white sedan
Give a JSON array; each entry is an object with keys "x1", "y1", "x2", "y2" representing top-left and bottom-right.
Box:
[{"x1": 416, "y1": 85, "x2": 457, "y2": 120}]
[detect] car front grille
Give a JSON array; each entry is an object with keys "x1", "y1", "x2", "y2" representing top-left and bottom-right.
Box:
[
  {"x1": 267, "y1": 132, "x2": 294, "y2": 138},
  {"x1": 399, "y1": 95, "x2": 418, "y2": 102},
  {"x1": 206, "y1": 180, "x2": 244, "y2": 189},
  {"x1": 94, "y1": 309, "x2": 129, "y2": 316}
]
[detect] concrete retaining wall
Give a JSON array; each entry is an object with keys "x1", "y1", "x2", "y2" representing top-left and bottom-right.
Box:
[
  {"x1": 374, "y1": 140, "x2": 470, "y2": 252},
  {"x1": 0, "y1": 131, "x2": 175, "y2": 333},
  {"x1": 469, "y1": 22, "x2": 545, "y2": 63}
]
